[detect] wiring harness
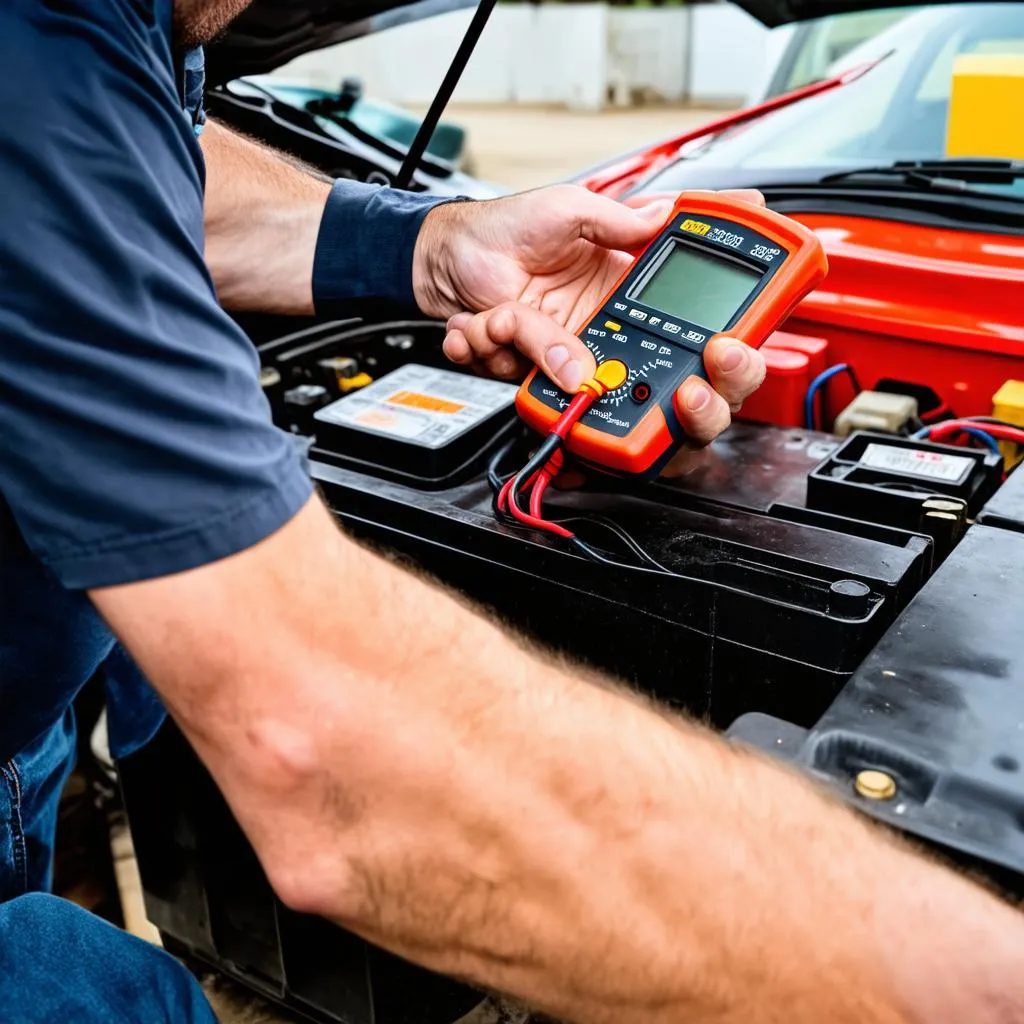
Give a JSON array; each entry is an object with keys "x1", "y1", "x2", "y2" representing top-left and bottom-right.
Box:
[
  {"x1": 495, "y1": 360, "x2": 627, "y2": 545},
  {"x1": 490, "y1": 360, "x2": 683, "y2": 572}
]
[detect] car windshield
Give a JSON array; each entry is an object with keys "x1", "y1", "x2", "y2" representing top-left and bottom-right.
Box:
[
  {"x1": 679, "y1": 3, "x2": 1024, "y2": 198},
  {"x1": 764, "y1": 6, "x2": 927, "y2": 98}
]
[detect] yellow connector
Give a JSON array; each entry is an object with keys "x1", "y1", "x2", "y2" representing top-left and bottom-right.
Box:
[
  {"x1": 339, "y1": 372, "x2": 373, "y2": 394},
  {"x1": 993, "y1": 380, "x2": 1024, "y2": 469},
  {"x1": 580, "y1": 359, "x2": 629, "y2": 399}
]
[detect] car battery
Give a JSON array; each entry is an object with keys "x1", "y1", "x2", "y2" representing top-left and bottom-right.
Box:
[
  {"x1": 117, "y1": 415, "x2": 937, "y2": 1024},
  {"x1": 312, "y1": 364, "x2": 520, "y2": 489},
  {"x1": 727, "y1": 523, "x2": 1024, "y2": 896},
  {"x1": 736, "y1": 330, "x2": 829, "y2": 428},
  {"x1": 309, "y1": 436, "x2": 932, "y2": 731},
  {"x1": 119, "y1": 723, "x2": 484, "y2": 1024}
]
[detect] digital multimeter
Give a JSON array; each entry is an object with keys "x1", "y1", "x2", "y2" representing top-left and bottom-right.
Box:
[{"x1": 515, "y1": 191, "x2": 829, "y2": 479}]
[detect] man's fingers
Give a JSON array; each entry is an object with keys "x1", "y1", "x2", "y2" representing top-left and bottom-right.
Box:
[
  {"x1": 484, "y1": 349, "x2": 531, "y2": 382},
  {"x1": 449, "y1": 303, "x2": 596, "y2": 393},
  {"x1": 442, "y1": 329, "x2": 474, "y2": 366},
  {"x1": 674, "y1": 377, "x2": 733, "y2": 447},
  {"x1": 704, "y1": 336, "x2": 767, "y2": 411}
]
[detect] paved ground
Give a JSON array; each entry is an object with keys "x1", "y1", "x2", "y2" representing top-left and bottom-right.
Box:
[{"x1": 440, "y1": 103, "x2": 732, "y2": 190}]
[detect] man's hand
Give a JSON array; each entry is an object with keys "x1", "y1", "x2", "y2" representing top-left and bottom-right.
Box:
[{"x1": 414, "y1": 185, "x2": 767, "y2": 457}]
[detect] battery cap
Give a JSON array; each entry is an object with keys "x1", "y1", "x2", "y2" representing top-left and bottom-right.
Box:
[{"x1": 854, "y1": 770, "x2": 897, "y2": 801}]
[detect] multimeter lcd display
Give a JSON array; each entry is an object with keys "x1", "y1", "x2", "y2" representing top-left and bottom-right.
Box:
[{"x1": 631, "y1": 241, "x2": 764, "y2": 333}]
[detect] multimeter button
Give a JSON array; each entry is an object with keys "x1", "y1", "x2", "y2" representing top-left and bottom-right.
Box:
[
  {"x1": 630, "y1": 382, "x2": 652, "y2": 404},
  {"x1": 604, "y1": 320, "x2": 622, "y2": 332},
  {"x1": 628, "y1": 309, "x2": 648, "y2": 322}
]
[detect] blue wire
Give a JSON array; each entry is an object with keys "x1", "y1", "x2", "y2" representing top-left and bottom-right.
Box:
[
  {"x1": 805, "y1": 364, "x2": 856, "y2": 430},
  {"x1": 915, "y1": 424, "x2": 1002, "y2": 456},
  {"x1": 961, "y1": 428, "x2": 1003, "y2": 455}
]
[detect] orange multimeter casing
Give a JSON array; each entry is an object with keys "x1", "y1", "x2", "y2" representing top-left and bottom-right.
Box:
[{"x1": 515, "y1": 191, "x2": 829, "y2": 480}]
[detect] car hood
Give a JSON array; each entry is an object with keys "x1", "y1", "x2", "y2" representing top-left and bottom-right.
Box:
[
  {"x1": 204, "y1": 0, "x2": 477, "y2": 86},
  {"x1": 733, "y1": 0, "x2": 1016, "y2": 27}
]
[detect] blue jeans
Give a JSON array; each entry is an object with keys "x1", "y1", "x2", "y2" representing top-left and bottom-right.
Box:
[
  {"x1": 0, "y1": 695, "x2": 218, "y2": 1022},
  {"x1": 1, "y1": 500, "x2": 212, "y2": 1018},
  {"x1": 0, "y1": 892, "x2": 217, "y2": 1023}
]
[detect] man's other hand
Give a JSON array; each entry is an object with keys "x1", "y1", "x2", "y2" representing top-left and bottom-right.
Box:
[{"x1": 414, "y1": 184, "x2": 766, "y2": 460}]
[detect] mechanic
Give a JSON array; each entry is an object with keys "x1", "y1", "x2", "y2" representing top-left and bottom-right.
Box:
[{"x1": 2, "y1": 2, "x2": 1024, "y2": 1023}]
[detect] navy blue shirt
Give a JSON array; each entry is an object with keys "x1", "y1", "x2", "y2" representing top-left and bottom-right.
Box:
[{"x1": 0, "y1": 0, "x2": 449, "y2": 761}]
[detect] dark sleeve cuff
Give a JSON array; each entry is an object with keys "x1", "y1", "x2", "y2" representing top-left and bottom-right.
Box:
[{"x1": 312, "y1": 180, "x2": 468, "y2": 316}]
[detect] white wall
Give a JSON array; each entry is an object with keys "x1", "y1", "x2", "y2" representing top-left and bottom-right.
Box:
[
  {"x1": 270, "y1": 2, "x2": 769, "y2": 111},
  {"x1": 607, "y1": 8, "x2": 688, "y2": 106},
  {"x1": 690, "y1": 3, "x2": 771, "y2": 104}
]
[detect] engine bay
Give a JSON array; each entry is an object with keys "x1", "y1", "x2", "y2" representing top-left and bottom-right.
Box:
[{"x1": 120, "y1": 308, "x2": 1024, "y2": 1024}]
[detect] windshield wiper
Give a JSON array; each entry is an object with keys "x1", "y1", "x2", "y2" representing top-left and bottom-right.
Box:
[{"x1": 821, "y1": 159, "x2": 1024, "y2": 193}]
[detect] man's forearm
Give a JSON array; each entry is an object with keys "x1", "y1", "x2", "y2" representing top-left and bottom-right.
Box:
[
  {"x1": 200, "y1": 120, "x2": 331, "y2": 314},
  {"x1": 92, "y1": 497, "x2": 1024, "y2": 1024}
]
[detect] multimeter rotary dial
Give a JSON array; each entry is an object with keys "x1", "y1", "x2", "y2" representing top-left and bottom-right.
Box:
[
  {"x1": 580, "y1": 336, "x2": 632, "y2": 408},
  {"x1": 609, "y1": 362, "x2": 659, "y2": 408}
]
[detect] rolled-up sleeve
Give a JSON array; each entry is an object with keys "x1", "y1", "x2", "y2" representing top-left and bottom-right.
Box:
[
  {"x1": 0, "y1": 1, "x2": 313, "y2": 589},
  {"x1": 312, "y1": 179, "x2": 460, "y2": 315}
]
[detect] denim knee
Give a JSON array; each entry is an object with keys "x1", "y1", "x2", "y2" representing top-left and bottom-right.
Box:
[{"x1": 0, "y1": 892, "x2": 217, "y2": 1023}]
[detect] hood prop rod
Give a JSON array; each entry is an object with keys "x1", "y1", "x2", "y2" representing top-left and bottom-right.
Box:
[{"x1": 394, "y1": 0, "x2": 498, "y2": 189}]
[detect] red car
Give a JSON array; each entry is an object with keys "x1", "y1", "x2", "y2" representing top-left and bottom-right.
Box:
[{"x1": 577, "y1": 0, "x2": 1024, "y2": 433}]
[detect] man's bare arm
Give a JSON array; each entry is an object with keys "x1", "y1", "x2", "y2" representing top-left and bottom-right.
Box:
[
  {"x1": 199, "y1": 120, "x2": 331, "y2": 314},
  {"x1": 90, "y1": 495, "x2": 1024, "y2": 1024}
]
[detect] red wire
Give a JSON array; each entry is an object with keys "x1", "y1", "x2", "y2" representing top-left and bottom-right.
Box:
[
  {"x1": 551, "y1": 392, "x2": 594, "y2": 440},
  {"x1": 928, "y1": 421, "x2": 1024, "y2": 447},
  {"x1": 495, "y1": 383, "x2": 602, "y2": 539},
  {"x1": 530, "y1": 472, "x2": 554, "y2": 519},
  {"x1": 498, "y1": 394, "x2": 587, "y2": 540}
]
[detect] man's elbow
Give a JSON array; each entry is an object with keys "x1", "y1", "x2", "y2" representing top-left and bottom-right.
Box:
[{"x1": 216, "y1": 712, "x2": 371, "y2": 921}]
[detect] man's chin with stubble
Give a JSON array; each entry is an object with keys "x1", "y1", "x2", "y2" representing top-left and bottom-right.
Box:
[{"x1": 173, "y1": 0, "x2": 254, "y2": 47}]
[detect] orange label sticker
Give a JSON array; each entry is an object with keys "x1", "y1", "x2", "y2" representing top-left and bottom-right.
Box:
[{"x1": 386, "y1": 390, "x2": 465, "y2": 414}]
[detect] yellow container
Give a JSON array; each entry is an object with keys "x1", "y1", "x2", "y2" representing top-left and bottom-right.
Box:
[
  {"x1": 992, "y1": 380, "x2": 1024, "y2": 469},
  {"x1": 947, "y1": 54, "x2": 1024, "y2": 161}
]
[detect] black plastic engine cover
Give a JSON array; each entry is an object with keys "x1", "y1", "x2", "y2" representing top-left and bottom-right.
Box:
[{"x1": 728, "y1": 524, "x2": 1024, "y2": 894}]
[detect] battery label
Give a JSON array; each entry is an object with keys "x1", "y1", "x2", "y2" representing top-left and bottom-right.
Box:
[
  {"x1": 315, "y1": 364, "x2": 516, "y2": 449},
  {"x1": 859, "y1": 443, "x2": 973, "y2": 482}
]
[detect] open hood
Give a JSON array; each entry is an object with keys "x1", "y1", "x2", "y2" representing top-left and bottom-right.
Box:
[
  {"x1": 204, "y1": 0, "x2": 477, "y2": 86},
  {"x1": 733, "y1": 0, "x2": 1017, "y2": 28}
]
